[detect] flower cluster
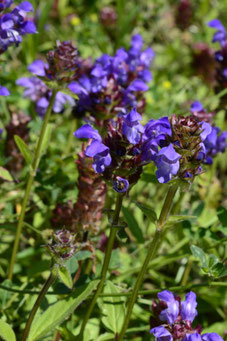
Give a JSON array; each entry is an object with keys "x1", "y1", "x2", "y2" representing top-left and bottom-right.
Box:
[
  {"x1": 69, "y1": 34, "x2": 154, "y2": 122},
  {"x1": 190, "y1": 101, "x2": 227, "y2": 164},
  {"x1": 47, "y1": 228, "x2": 78, "y2": 261},
  {"x1": 74, "y1": 105, "x2": 227, "y2": 189},
  {"x1": 5, "y1": 112, "x2": 31, "y2": 174},
  {"x1": 175, "y1": 0, "x2": 193, "y2": 31},
  {"x1": 207, "y1": 20, "x2": 227, "y2": 98},
  {"x1": 150, "y1": 290, "x2": 223, "y2": 341},
  {"x1": 0, "y1": 1, "x2": 36, "y2": 54},
  {"x1": 16, "y1": 41, "x2": 93, "y2": 117},
  {"x1": 16, "y1": 69, "x2": 75, "y2": 117}
]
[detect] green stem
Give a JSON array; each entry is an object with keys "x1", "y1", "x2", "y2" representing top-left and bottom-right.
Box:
[
  {"x1": 21, "y1": 272, "x2": 56, "y2": 341},
  {"x1": 118, "y1": 185, "x2": 178, "y2": 341},
  {"x1": 8, "y1": 89, "x2": 58, "y2": 280},
  {"x1": 77, "y1": 194, "x2": 124, "y2": 341}
]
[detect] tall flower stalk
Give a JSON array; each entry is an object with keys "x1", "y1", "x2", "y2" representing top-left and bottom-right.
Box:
[
  {"x1": 77, "y1": 193, "x2": 124, "y2": 340},
  {"x1": 8, "y1": 89, "x2": 58, "y2": 280},
  {"x1": 118, "y1": 184, "x2": 178, "y2": 341}
]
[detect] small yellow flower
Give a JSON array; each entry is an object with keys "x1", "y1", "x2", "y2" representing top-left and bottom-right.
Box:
[
  {"x1": 71, "y1": 16, "x2": 81, "y2": 26},
  {"x1": 162, "y1": 81, "x2": 172, "y2": 89},
  {"x1": 90, "y1": 13, "x2": 98, "y2": 23}
]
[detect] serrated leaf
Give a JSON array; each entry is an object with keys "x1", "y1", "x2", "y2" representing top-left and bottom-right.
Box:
[
  {"x1": 28, "y1": 280, "x2": 99, "y2": 341},
  {"x1": 190, "y1": 245, "x2": 207, "y2": 268},
  {"x1": 98, "y1": 281, "x2": 125, "y2": 334},
  {"x1": 122, "y1": 206, "x2": 144, "y2": 243},
  {"x1": 0, "y1": 167, "x2": 13, "y2": 182},
  {"x1": 58, "y1": 265, "x2": 73, "y2": 289},
  {"x1": 134, "y1": 202, "x2": 157, "y2": 223},
  {"x1": 0, "y1": 320, "x2": 16, "y2": 341},
  {"x1": 14, "y1": 135, "x2": 32, "y2": 167}
]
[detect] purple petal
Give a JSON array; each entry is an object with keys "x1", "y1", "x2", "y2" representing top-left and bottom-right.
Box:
[
  {"x1": 85, "y1": 140, "x2": 108, "y2": 157},
  {"x1": 202, "y1": 334, "x2": 224, "y2": 341},
  {"x1": 150, "y1": 326, "x2": 173, "y2": 341},
  {"x1": 18, "y1": 1, "x2": 34, "y2": 12},
  {"x1": 200, "y1": 121, "x2": 212, "y2": 141},
  {"x1": 74, "y1": 124, "x2": 102, "y2": 141},
  {"x1": 28, "y1": 60, "x2": 47, "y2": 77},
  {"x1": 0, "y1": 86, "x2": 10, "y2": 96},
  {"x1": 183, "y1": 334, "x2": 202, "y2": 341},
  {"x1": 191, "y1": 101, "x2": 204, "y2": 113},
  {"x1": 181, "y1": 291, "x2": 198, "y2": 322},
  {"x1": 128, "y1": 79, "x2": 149, "y2": 92}
]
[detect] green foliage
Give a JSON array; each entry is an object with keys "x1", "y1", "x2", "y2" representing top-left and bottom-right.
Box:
[
  {"x1": 28, "y1": 280, "x2": 99, "y2": 341},
  {"x1": 14, "y1": 135, "x2": 33, "y2": 168},
  {"x1": 0, "y1": 320, "x2": 16, "y2": 341},
  {"x1": 98, "y1": 281, "x2": 125, "y2": 334},
  {"x1": 0, "y1": 167, "x2": 13, "y2": 182}
]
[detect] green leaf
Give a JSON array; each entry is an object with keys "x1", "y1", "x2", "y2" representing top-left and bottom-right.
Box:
[
  {"x1": 0, "y1": 320, "x2": 16, "y2": 341},
  {"x1": 190, "y1": 245, "x2": 207, "y2": 268},
  {"x1": 203, "y1": 322, "x2": 226, "y2": 336},
  {"x1": 167, "y1": 215, "x2": 196, "y2": 226},
  {"x1": 14, "y1": 135, "x2": 32, "y2": 167},
  {"x1": 28, "y1": 280, "x2": 99, "y2": 341},
  {"x1": 98, "y1": 281, "x2": 125, "y2": 334},
  {"x1": 217, "y1": 206, "x2": 227, "y2": 227},
  {"x1": 210, "y1": 262, "x2": 227, "y2": 278},
  {"x1": 60, "y1": 87, "x2": 79, "y2": 100},
  {"x1": 140, "y1": 172, "x2": 159, "y2": 183},
  {"x1": 0, "y1": 167, "x2": 13, "y2": 182},
  {"x1": 208, "y1": 254, "x2": 219, "y2": 269},
  {"x1": 58, "y1": 265, "x2": 73, "y2": 289},
  {"x1": 134, "y1": 202, "x2": 157, "y2": 223},
  {"x1": 122, "y1": 206, "x2": 144, "y2": 243},
  {"x1": 97, "y1": 333, "x2": 115, "y2": 341}
]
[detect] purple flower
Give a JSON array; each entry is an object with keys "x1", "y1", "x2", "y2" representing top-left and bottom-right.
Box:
[
  {"x1": 157, "y1": 290, "x2": 180, "y2": 324},
  {"x1": 190, "y1": 101, "x2": 204, "y2": 113},
  {"x1": 74, "y1": 124, "x2": 102, "y2": 141},
  {"x1": 0, "y1": 0, "x2": 13, "y2": 12},
  {"x1": 0, "y1": 85, "x2": 10, "y2": 96},
  {"x1": 199, "y1": 121, "x2": 212, "y2": 141},
  {"x1": 202, "y1": 334, "x2": 224, "y2": 341},
  {"x1": 113, "y1": 177, "x2": 129, "y2": 193},
  {"x1": 207, "y1": 19, "x2": 226, "y2": 46},
  {"x1": 74, "y1": 124, "x2": 112, "y2": 173},
  {"x1": 16, "y1": 74, "x2": 74, "y2": 117},
  {"x1": 144, "y1": 116, "x2": 172, "y2": 144},
  {"x1": 0, "y1": 1, "x2": 36, "y2": 53},
  {"x1": 0, "y1": 128, "x2": 3, "y2": 135},
  {"x1": 28, "y1": 59, "x2": 47, "y2": 77},
  {"x1": 150, "y1": 326, "x2": 173, "y2": 341},
  {"x1": 183, "y1": 334, "x2": 202, "y2": 341},
  {"x1": 181, "y1": 291, "x2": 198, "y2": 322},
  {"x1": 155, "y1": 144, "x2": 181, "y2": 184},
  {"x1": 122, "y1": 108, "x2": 144, "y2": 144}
]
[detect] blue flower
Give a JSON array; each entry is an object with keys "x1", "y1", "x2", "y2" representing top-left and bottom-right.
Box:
[
  {"x1": 157, "y1": 290, "x2": 180, "y2": 324},
  {"x1": 190, "y1": 101, "x2": 204, "y2": 113},
  {"x1": 0, "y1": 85, "x2": 10, "y2": 96},
  {"x1": 181, "y1": 291, "x2": 198, "y2": 322},
  {"x1": 207, "y1": 19, "x2": 226, "y2": 46},
  {"x1": 155, "y1": 144, "x2": 181, "y2": 184},
  {"x1": 122, "y1": 108, "x2": 144, "y2": 144},
  {"x1": 0, "y1": 1, "x2": 36, "y2": 53},
  {"x1": 74, "y1": 124, "x2": 112, "y2": 173},
  {"x1": 113, "y1": 177, "x2": 129, "y2": 193},
  {"x1": 144, "y1": 116, "x2": 172, "y2": 144},
  {"x1": 150, "y1": 326, "x2": 173, "y2": 341},
  {"x1": 202, "y1": 334, "x2": 224, "y2": 341}
]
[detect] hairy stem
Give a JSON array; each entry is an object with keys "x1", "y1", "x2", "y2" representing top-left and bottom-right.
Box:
[
  {"x1": 77, "y1": 194, "x2": 124, "y2": 340},
  {"x1": 8, "y1": 89, "x2": 58, "y2": 280},
  {"x1": 21, "y1": 272, "x2": 56, "y2": 341},
  {"x1": 118, "y1": 184, "x2": 178, "y2": 340}
]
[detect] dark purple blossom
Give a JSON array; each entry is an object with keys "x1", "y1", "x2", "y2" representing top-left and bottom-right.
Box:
[
  {"x1": 150, "y1": 326, "x2": 173, "y2": 341},
  {"x1": 155, "y1": 144, "x2": 181, "y2": 184},
  {"x1": 181, "y1": 291, "x2": 198, "y2": 322},
  {"x1": 157, "y1": 290, "x2": 180, "y2": 324},
  {"x1": 113, "y1": 177, "x2": 129, "y2": 193}
]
